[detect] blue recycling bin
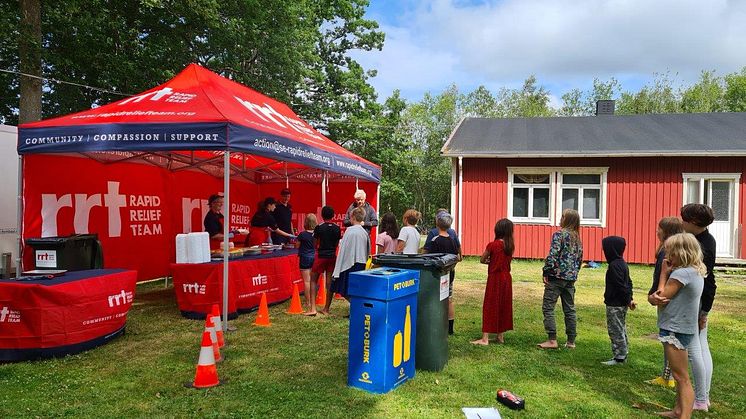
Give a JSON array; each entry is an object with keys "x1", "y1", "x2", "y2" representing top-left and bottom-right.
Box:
[{"x1": 347, "y1": 267, "x2": 419, "y2": 394}]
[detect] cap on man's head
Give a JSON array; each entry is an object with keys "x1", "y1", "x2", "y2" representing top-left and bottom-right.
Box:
[
  {"x1": 208, "y1": 194, "x2": 223, "y2": 205},
  {"x1": 280, "y1": 188, "x2": 291, "y2": 196}
]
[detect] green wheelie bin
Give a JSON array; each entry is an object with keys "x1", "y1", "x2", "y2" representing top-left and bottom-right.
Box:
[{"x1": 372, "y1": 253, "x2": 458, "y2": 371}]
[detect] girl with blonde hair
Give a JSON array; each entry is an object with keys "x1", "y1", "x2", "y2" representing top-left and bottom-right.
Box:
[{"x1": 655, "y1": 232, "x2": 705, "y2": 419}]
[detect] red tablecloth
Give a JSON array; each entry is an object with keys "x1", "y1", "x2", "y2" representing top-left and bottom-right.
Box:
[
  {"x1": 0, "y1": 269, "x2": 137, "y2": 362},
  {"x1": 171, "y1": 249, "x2": 302, "y2": 319}
]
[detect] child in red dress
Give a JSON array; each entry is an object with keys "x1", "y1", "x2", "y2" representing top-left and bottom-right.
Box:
[{"x1": 471, "y1": 219, "x2": 514, "y2": 345}]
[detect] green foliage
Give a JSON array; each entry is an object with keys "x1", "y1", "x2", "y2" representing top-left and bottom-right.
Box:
[
  {"x1": 559, "y1": 78, "x2": 620, "y2": 116},
  {"x1": 724, "y1": 68, "x2": 746, "y2": 112},
  {"x1": 681, "y1": 71, "x2": 724, "y2": 112},
  {"x1": 0, "y1": 0, "x2": 383, "y2": 127}
]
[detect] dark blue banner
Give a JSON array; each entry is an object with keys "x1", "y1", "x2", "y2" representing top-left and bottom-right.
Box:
[
  {"x1": 18, "y1": 123, "x2": 229, "y2": 154},
  {"x1": 17, "y1": 122, "x2": 381, "y2": 182},
  {"x1": 228, "y1": 124, "x2": 381, "y2": 182}
]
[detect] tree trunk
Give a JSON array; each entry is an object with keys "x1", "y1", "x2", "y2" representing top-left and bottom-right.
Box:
[{"x1": 19, "y1": 0, "x2": 42, "y2": 124}]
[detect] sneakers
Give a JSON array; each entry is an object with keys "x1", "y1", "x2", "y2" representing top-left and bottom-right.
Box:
[
  {"x1": 693, "y1": 401, "x2": 709, "y2": 412},
  {"x1": 645, "y1": 376, "x2": 676, "y2": 389},
  {"x1": 601, "y1": 358, "x2": 625, "y2": 366}
]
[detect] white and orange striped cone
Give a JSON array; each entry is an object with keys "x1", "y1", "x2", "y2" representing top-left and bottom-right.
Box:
[
  {"x1": 186, "y1": 330, "x2": 222, "y2": 389},
  {"x1": 209, "y1": 304, "x2": 225, "y2": 348},
  {"x1": 205, "y1": 316, "x2": 223, "y2": 363}
]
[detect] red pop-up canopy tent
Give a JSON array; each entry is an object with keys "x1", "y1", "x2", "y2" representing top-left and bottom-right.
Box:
[{"x1": 18, "y1": 64, "x2": 380, "y2": 325}]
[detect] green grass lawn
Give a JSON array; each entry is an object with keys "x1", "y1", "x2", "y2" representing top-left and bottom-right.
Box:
[{"x1": 2, "y1": 259, "x2": 745, "y2": 418}]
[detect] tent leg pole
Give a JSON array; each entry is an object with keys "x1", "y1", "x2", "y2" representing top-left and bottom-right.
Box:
[
  {"x1": 458, "y1": 156, "x2": 463, "y2": 242},
  {"x1": 16, "y1": 155, "x2": 23, "y2": 277},
  {"x1": 321, "y1": 171, "x2": 327, "y2": 206},
  {"x1": 222, "y1": 151, "x2": 231, "y2": 331}
]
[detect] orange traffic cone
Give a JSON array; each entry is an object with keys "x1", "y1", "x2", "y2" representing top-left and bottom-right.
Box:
[
  {"x1": 334, "y1": 293, "x2": 344, "y2": 300},
  {"x1": 315, "y1": 277, "x2": 327, "y2": 306},
  {"x1": 205, "y1": 316, "x2": 223, "y2": 362},
  {"x1": 287, "y1": 284, "x2": 303, "y2": 314},
  {"x1": 210, "y1": 304, "x2": 225, "y2": 348},
  {"x1": 254, "y1": 293, "x2": 271, "y2": 326},
  {"x1": 186, "y1": 330, "x2": 222, "y2": 389}
]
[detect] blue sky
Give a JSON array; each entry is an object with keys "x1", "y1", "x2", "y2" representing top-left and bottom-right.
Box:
[{"x1": 352, "y1": 0, "x2": 746, "y2": 106}]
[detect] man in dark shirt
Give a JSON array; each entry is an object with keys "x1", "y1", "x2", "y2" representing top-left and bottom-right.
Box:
[
  {"x1": 204, "y1": 194, "x2": 225, "y2": 240},
  {"x1": 272, "y1": 188, "x2": 293, "y2": 244},
  {"x1": 313, "y1": 206, "x2": 342, "y2": 315}
]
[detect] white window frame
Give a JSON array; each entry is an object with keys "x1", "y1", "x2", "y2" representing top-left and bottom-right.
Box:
[
  {"x1": 682, "y1": 173, "x2": 741, "y2": 257},
  {"x1": 507, "y1": 167, "x2": 608, "y2": 226},
  {"x1": 507, "y1": 168, "x2": 555, "y2": 224},
  {"x1": 682, "y1": 173, "x2": 741, "y2": 206},
  {"x1": 556, "y1": 168, "x2": 608, "y2": 227}
]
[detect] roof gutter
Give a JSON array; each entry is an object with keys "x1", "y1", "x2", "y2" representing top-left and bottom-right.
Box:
[{"x1": 440, "y1": 151, "x2": 746, "y2": 158}]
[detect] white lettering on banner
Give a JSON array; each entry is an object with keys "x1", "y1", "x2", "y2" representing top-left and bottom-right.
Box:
[
  {"x1": 251, "y1": 274, "x2": 268, "y2": 287},
  {"x1": 252, "y1": 138, "x2": 331, "y2": 166},
  {"x1": 127, "y1": 193, "x2": 162, "y2": 237},
  {"x1": 230, "y1": 203, "x2": 252, "y2": 227},
  {"x1": 92, "y1": 133, "x2": 161, "y2": 142},
  {"x1": 234, "y1": 96, "x2": 324, "y2": 141},
  {"x1": 107, "y1": 290, "x2": 134, "y2": 307},
  {"x1": 39, "y1": 181, "x2": 164, "y2": 239},
  {"x1": 335, "y1": 159, "x2": 374, "y2": 177},
  {"x1": 168, "y1": 133, "x2": 219, "y2": 142},
  {"x1": 82, "y1": 312, "x2": 126, "y2": 326},
  {"x1": 41, "y1": 194, "x2": 72, "y2": 237},
  {"x1": 117, "y1": 87, "x2": 196, "y2": 106},
  {"x1": 0, "y1": 306, "x2": 21, "y2": 323},
  {"x1": 181, "y1": 198, "x2": 208, "y2": 234},
  {"x1": 23, "y1": 135, "x2": 84, "y2": 145},
  {"x1": 183, "y1": 283, "x2": 206, "y2": 295},
  {"x1": 74, "y1": 193, "x2": 102, "y2": 234}
]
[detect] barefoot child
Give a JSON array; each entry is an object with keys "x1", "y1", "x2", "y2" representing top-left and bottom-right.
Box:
[
  {"x1": 655, "y1": 233, "x2": 705, "y2": 419},
  {"x1": 297, "y1": 214, "x2": 317, "y2": 315},
  {"x1": 471, "y1": 219, "x2": 514, "y2": 345},
  {"x1": 601, "y1": 236, "x2": 635, "y2": 365},
  {"x1": 537, "y1": 208, "x2": 583, "y2": 349}
]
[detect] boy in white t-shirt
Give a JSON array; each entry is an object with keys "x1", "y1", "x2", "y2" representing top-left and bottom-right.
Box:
[{"x1": 396, "y1": 209, "x2": 421, "y2": 255}]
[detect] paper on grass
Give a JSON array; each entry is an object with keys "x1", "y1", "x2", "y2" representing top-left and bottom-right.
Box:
[{"x1": 462, "y1": 407, "x2": 501, "y2": 419}]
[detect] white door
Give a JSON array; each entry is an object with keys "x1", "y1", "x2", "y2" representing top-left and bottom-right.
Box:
[{"x1": 684, "y1": 175, "x2": 739, "y2": 258}]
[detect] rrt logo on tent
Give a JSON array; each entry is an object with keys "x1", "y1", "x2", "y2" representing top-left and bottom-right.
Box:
[
  {"x1": 252, "y1": 274, "x2": 268, "y2": 287},
  {"x1": 0, "y1": 306, "x2": 21, "y2": 323},
  {"x1": 40, "y1": 181, "x2": 164, "y2": 238},
  {"x1": 182, "y1": 283, "x2": 206, "y2": 295},
  {"x1": 107, "y1": 290, "x2": 134, "y2": 308}
]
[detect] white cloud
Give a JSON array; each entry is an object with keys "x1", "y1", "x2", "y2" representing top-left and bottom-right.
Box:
[{"x1": 357, "y1": 0, "x2": 746, "y2": 101}]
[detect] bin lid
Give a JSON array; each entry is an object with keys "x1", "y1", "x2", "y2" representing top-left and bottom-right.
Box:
[
  {"x1": 348, "y1": 268, "x2": 420, "y2": 300},
  {"x1": 373, "y1": 253, "x2": 459, "y2": 270},
  {"x1": 26, "y1": 234, "x2": 99, "y2": 245}
]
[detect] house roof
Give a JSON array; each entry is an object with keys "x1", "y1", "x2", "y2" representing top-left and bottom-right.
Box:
[{"x1": 441, "y1": 112, "x2": 746, "y2": 158}]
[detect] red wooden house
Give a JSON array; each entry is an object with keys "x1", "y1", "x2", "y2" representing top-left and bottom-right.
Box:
[{"x1": 442, "y1": 103, "x2": 746, "y2": 263}]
